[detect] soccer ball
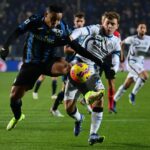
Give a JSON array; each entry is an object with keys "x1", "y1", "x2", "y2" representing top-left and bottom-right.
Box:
[{"x1": 70, "y1": 63, "x2": 91, "y2": 83}]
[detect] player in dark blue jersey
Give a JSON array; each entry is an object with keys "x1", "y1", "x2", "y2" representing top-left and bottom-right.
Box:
[
  {"x1": 0, "y1": 5, "x2": 74, "y2": 130},
  {"x1": 0, "y1": 4, "x2": 108, "y2": 130}
]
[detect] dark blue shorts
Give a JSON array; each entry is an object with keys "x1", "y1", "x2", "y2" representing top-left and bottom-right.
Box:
[{"x1": 13, "y1": 58, "x2": 62, "y2": 89}]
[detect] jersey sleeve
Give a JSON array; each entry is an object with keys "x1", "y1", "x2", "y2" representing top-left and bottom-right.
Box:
[
  {"x1": 123, "y1": 36, "x2": 133, "y2": 44},
  {"x1": 4, "y1": 15, "x2": 41, "y2": 48},
  {"x1": 114, "y1": 38, "x2": 121, "y2": 55},
  {"x1": 70, "y1": 24, "x2": 100, "y2": 40},
  {"x1": 17, "y1": 14, "x2": 41, "y2": 34},
  {"x1": 111, "y1": 54, "x2": 120, "y2": 73}
]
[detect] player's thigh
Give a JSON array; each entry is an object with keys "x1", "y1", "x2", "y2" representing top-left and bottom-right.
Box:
[
  {"x1": 104, "y1": 64, "x2": 115, "y2": 80},
  {"x1": 10, "y1": 85, "x2": 28, "y2": 100},
  {"x1": 50, "y1": 57, "x2": 71, "y2": 76},
  {"x1": 127, "y1": 72, "x2": 138, "y2": 82},
  {"x1": 127, "y1": 61, "x2": 144, "y2": 75},
  {"x1": 64, "y1": 79, "x2": 80, "y2": 109},
  {"x1": 84, "y1": 73, "x2": 105, "y2": 92},
  {"x1": 93, "y1": 97, "x2": 104, "y2": 107},
  {"x1": 139, "y1": 70, "x2": 149, "y2": 80},
  {"x1": 13, "y1": 63, "x2": 42, "y2": 90}
]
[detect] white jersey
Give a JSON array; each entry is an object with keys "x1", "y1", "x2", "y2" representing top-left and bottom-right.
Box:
[
  {"x1": 70, "y1": 24, "x2": 121, "y2": 66},
  {"x1": 124, "y1": 35, "x2": 150, "y2": 62}
]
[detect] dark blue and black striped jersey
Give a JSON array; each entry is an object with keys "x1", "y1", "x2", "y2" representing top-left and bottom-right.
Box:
[{"x1": 16, "y1": 14, "x2": 71, "y2": 63}]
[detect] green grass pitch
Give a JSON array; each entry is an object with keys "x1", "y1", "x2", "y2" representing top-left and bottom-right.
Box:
[{"x1": 0, "y1": 72, "x2": 150, "y2": 150}]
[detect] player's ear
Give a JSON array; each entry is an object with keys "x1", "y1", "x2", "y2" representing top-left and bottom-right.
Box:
[{"x1": 44, "y1": 11, "x2": 48, "y2": 17}]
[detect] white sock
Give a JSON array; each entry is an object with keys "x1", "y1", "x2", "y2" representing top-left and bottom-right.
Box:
[
  {"x1": 90, "y1": 111, "x2": 103, "y2": 134},
  {"x1": 72, "y1": 108, "x2": 81, "y2": 121},
  {"x1": 132, "y1": 77, "x2": 145, "y2": 95},
  {"x1": 114, "y1": 85, "x2": 126, "y2": 102}
]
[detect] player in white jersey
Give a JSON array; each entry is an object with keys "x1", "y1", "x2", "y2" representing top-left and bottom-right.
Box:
[
  {"x1": 50, "y1": 12, "x2": 88, "y2": 116},
  {"x1": 64, "y1": 12, "x2": 121, "y2": 145},
  {"x1": 99, "y1": 12, "x2": 121, "y2": 114},
  {"x1": 114, "y1": 23, "x2": 150, "y2": 109}
]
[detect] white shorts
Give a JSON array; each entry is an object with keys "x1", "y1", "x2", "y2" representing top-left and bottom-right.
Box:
[
  {"x1": 127, "y1": 72, "x2": 138, "y2": 82},
  {"x1": 64, "y1": 63, "x2": 104, "y2": 102},
  {"x1": 127, "y1": 59, "x2": 144, "y2": 76}
]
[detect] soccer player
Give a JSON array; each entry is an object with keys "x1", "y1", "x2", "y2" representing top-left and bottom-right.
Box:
[
  {"x1": 0, "y1": 5, "x2": 72, "y2": 130},
  {"x1": 114, "y1": 23, "x2": 150, "y2": 109},
  {"x1": 32, "y1": 75, "x2": 58, "y2": 100},
  {"x1": 64, "y1": 11, "x2": 121, "y2": 145},
  {"x1": 50, "y1": 12, "x2": 89, "y2": 117},
  {"x1": 99, "y1": 12, "x2": 121, "y2": 113},
  {"x1": 0, "y1": 5, "x2": 98, "y2": 130}
]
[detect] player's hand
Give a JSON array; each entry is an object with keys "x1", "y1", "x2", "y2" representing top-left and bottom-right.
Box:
[
  {"x1": 120, "y1": 62, "x2": 125, "y2": 72},
  {"x1": 0, "y1": 47, "x2": 9, "y2": 61}
]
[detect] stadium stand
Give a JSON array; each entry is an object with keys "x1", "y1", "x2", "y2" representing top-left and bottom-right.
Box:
[{"x1": 0, "y1": 0, "x2": 150, "y2": 58}]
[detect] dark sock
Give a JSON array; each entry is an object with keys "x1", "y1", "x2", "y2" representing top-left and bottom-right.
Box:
[
  {"x1": 34, "y1": 80, "x2": 42, "y2": 93},
  {"x1": 52, "y1": 80, "x2": 57, "y2": 95},
  {"x1": 10, "y1": 99, "x2": 22, "y2": 120},
  {"x1": 67, "y1": 107, "x2": 77, "y2": 119},
  {"x1": 52, "y1": 91, "x2": 64, "y2": 111},
  {"x1": 92, "y1": 107, "x2": 103, "y2": 113}
]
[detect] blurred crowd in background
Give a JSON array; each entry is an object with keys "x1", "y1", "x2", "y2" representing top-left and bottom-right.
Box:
[{"x1": 0, "y1": 0, "x2": 150, "y2": 59}]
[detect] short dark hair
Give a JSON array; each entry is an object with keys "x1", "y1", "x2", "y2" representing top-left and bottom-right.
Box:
[
  {"x1": 48, "y1": 5, "x2": 63, "y2": 13},
  {"x1": 74, "y1": 12, "x2": 85, "y2": 18},
  {"x1": 137, "y1": 22, "x2": 146, "y2": 27},
  {"x1": 102, "y1": 11, "x2": 120, "y2": 23}
]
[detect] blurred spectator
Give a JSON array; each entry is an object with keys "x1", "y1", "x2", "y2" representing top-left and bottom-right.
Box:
[{"x1": 0, "y1": 0, "x2": 150, "y2": 59}]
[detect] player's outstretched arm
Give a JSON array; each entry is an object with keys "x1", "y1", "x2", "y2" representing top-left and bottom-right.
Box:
[
  {"x1": 0, "y1": 15, "x2": 40, "y2": 60},
  {"x1": 69, "y1": 40, "x2": 102, "y2": 66},
  {"x1": 0, "y1": 28, "x2": 21, "y2": 60}
]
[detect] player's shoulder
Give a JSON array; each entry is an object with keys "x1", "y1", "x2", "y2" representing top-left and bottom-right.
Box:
[
  {"x1": 58, "y1": 20, "x2": 71, "y2": 34},
  {"x1": 86, "y1": 24, "x2": 100, "y2": 33},
  {"x1": 28, "y1": 14, "x2": 43, "y2": 22},
  {"x1": 144, "y1": 35, "x2": 150, "y2": 40},
  {"x1": 60, "y1": 20, "x2": 68, "y2": 26},
  {"x1": 111, "y1": 34, "x2": 120, "y2": 43},
  {"x1": 124, "y1": 35, "x2": 136, "y2": 41}
]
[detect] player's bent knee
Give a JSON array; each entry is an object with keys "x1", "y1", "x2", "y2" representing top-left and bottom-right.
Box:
[
  {"x1": 145, "y1": 74, "x2": 149, "y2": 80},
  {"x1": 10, "y1": 86, "x2": 26, "y2": 100},
  {"x1": 64, "y1": 100, "x2": 76, "y2": 114},
  {"x1": 62, "y1": 63, "x2": 71, "y2": 75}
]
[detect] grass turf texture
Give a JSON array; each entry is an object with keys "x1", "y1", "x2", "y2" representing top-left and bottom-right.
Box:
[{"x1": 0, "y1": 72, "x2": 150, "y2": 150}]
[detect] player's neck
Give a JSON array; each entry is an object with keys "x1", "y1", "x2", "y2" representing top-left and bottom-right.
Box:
[
  {"x1": 101, "y1": 27, "x2": 113, "y2": 37},
  {"x1": 137, "y1": 34, "x2": 144, "y2": 39}
]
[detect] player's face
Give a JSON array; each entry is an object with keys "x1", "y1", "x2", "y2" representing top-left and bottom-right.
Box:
[
  {"x1": 101, "y1": 15, "x2": 105, "y2": 24},
  {"x1": 137, "y1": 24, "x2": 147, "y2": 36},
  {"x1": 45, "y1": 11, "x2": 63, "y2": 28},
  {"x1": 74, "y1": 17, "x2": 85, "y2": 28},
  {"x1": 102, "y1": 18, "x2": 119, "y2": 35}
]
